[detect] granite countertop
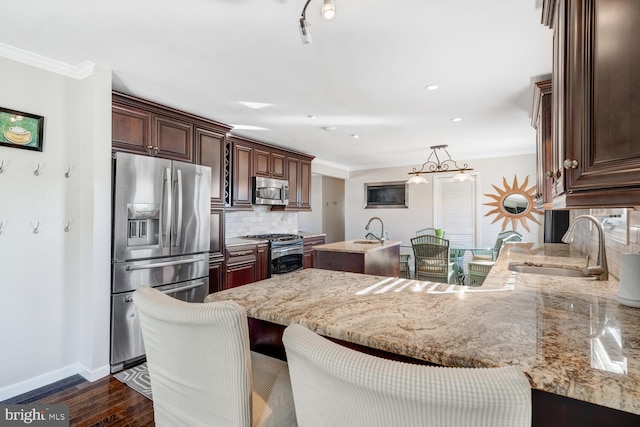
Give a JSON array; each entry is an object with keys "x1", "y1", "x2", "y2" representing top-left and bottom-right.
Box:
[
  {"x1": 313, "y1": 240, "x2": 401, "y2": 253},
  {"x1": 205, "y1": 243, "x2": 640, "y2": 415},
  {"x1": 298, "y1": 231, "x2": 327, "y2": 239},
  {"x1": 225, "y1": 237, "x2": 267, "y2": 247}
]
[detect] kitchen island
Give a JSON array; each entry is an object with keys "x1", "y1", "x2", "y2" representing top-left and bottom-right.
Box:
[
  {"x1": 205, "y1": 243, "x2": 640, "y2": 426},
  {"x1": 313, "y1": 239, "x2": 401, "y2": 277}
]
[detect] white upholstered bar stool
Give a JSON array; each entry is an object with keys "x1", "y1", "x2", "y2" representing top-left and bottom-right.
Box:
[
  {"x1": 133, "y1": 286, "x2": 297, "y2": 427},
  {"x1": 282, "y1": 324, "x2": 531, "y2": 427}
]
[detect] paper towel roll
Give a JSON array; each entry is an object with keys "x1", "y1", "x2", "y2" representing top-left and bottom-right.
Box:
[{"x1": 618, "y1": 253, "x2": 640, "y2": 308}]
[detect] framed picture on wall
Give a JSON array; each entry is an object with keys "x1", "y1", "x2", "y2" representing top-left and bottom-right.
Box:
[{"x1": 0, "y1": 107, "x2": 44, "y2": 152}]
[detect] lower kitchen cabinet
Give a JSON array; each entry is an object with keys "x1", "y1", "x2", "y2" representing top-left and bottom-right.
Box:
[
  {"x1": 224, "y1": 244, "x2": 257, "y2": 289},
  {"x1": 303, "y1": 236, "x2": 326, "y2": 268},
  {"x1": 208, "y1": 258, "x2": 224, "y2": 294},
  {"x1": 256, "y1": 243, "x2": 269, "y2": 281}
]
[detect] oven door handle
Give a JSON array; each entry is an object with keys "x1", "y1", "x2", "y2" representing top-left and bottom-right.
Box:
[
  {"x1": 161, "y1": 281, "x2": 205, "y2": 296},
  {"x1": 272, "y1": 247, "x2": 303, "y2": 257}
]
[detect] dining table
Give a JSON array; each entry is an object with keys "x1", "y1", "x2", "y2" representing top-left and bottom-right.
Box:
[{"x1": 449, "y1": 244, "x2": 494, "y2": 285}]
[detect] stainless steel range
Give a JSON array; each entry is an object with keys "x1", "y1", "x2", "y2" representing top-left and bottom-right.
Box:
[{"x1": 244, "y1": 233, "x2": 304, "y2": 276}]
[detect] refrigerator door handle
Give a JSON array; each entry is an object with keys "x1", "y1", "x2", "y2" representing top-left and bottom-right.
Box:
[
  {"x1": 162, "y1": 167, "x2": 172, "y2": 247},
  {"x1": 161, "y1": 281, "x2": 205, "y2": 295},
  {"x1": 125, "y1": 258, "x2": 200, "y2": 271},
  {"x1": 174, "y1": 168, "x2": 183, "y2": 248}
]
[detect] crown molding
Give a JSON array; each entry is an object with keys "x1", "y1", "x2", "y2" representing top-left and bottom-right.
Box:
[{"x1": 0, "y1": 42, "x2": 94, "y2": 80}]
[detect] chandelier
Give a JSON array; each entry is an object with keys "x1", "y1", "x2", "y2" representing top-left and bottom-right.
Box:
[
  {"x1": 407, "y1": 145, "x2": 474, "y2": 184},
  {"x1": 299, "y1": 0, "x2": 336, "y2": 44}
]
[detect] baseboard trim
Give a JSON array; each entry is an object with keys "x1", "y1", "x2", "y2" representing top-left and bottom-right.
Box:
[
  {"x1": 77, "y1": 362, "x2": 110, "y2": 382},
  {"x1": 0, "y1": 364, "x2": 80, "y2": 402}
]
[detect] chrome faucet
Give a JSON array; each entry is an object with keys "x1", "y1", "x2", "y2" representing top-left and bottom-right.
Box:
[
  {"x1": 365, "y1": 217, "x2": 386, "y2": 243},
  {"x1": 561, "y1": 214, "x2": 609, "y2": 281}
]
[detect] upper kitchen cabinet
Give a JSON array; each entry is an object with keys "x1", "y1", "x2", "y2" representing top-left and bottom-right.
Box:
[
  {"x1": 532, "y1": 80, "x2": 553, "y2": 210},
  {"x1": 253, "y1": 147, "x2": 286, "y2": 179},
  {"x1": 195, "y1": 126, "x2": 228, "y2": 207},
  {"x1": 228, "y1": 135, "x2": 254, "y2": 210},
  {"x1": 543, "y1": 0, "x2": 640, "y2": 208},
  {"x1": 227, "y1": 134, "x2": 314, "y2": 210},
  {"x1": 112, "y1": 93, "x2": 193, "y2": 161}
]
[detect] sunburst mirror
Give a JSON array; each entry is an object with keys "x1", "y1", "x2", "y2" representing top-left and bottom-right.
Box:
[{"x1": 483, "y1": 175, "x2": 543, "y2": 232}]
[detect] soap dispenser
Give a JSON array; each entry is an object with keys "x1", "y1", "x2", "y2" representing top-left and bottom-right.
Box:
[{"x1": 618, "y1": 253, "x2": 640, "y2": 308}]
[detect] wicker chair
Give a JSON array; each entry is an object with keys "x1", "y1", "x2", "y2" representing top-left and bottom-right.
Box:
[
  {"x1": 468, "y1": 232, "x2": 524, "y2": 286},
  {"x1": 473, "y1": 231, "x2": 523, "y2": 261},
  {"x1": 416, "y1": 227, "x2": 445, "y2": 238},
  {"x1": 410, "y1": 235, "x2": 455, "y2": 284}
]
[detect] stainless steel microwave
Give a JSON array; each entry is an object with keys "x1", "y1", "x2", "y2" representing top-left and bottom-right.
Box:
[{"x1": 252, "y1": 177, "x2": 289, "y2": 206}]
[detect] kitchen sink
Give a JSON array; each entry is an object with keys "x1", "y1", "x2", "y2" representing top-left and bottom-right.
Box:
[
  {"x1": 351, "y1": 240, "x2": 382, "y2": 245},
  {"x1": 508, "y1": 263, "x2": 587, "y2": 278}
]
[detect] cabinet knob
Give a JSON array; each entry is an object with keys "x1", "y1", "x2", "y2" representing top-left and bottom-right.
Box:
[
  {"x1": 563, "y1": 159, "x2": 578, "y2": 169},
  {"x1": 153, "y1": 146, "x2": 160, "y2": 152},
  {"x1": 544, "y1": 171, "x2": 554, "y2": 179}
]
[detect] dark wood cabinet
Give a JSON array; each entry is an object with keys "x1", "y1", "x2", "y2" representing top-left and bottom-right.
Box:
[
  {"x1": 208, "y1": 259, "x2": 224, "y2": 294},
  {"x1": 286, "y1": 156, "x2": 313, "y2": 210},
  {"x1": 543, "y1": 0, "x2": 640, "y2": 207},
  {"x1": 151, "y1": 114, "x2": 193, "y2": 161},
  {"x1": 112, "y1": 103, "x2": 152, "y2": 155},
  {"x1": 256, "y1": 243, "x2": 269, "y2": 281},
  {"x1": 532, "y1": 80, "x2": 553, "y2": 210},
  {"x1": 231, "y1": 141, "x2": 253, "y2": 209},
  {"x1": 225, "y1": 244, "x2": 257, "y2": 289},
  {"x1": 254, "y1": 148, "x2": 286, "y2": 179},
  {"x1": 303, "y1": 236, "x2": 326, "y2": 268},
  {"x1": 195, "y1": 127, "x2": 226, "y2": 206}
]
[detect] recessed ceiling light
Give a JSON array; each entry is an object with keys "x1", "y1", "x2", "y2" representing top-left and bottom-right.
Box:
[
  {"x1": 307, "y1": 114, "x2": 318, "y2": 119},
  {"x1": 451, "y1": 117, "x2": 462, "y2": 122},
  {"x1": 323, "y1": 126, "x2": 336, "y2": 132},
  {"x1": 425, "y1": 84, "x2": 439, "y2": 90},
  {"x1": 351, "y1": 134, "x2": 360, "y2": 139},
  {"x1": 237, "y1": 101, "x2": 273, "y2": 109}
]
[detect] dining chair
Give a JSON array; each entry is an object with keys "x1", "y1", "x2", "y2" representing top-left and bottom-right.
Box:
[
  {"x1": 133, "y1": 286, "x2": 297, "y2": 427},
  {"x1": 416, "y1": 227, "x2": 445, "y2": 238},
  {"x1": 410, "y1": 235, "x2": 455, "y2": 284},
  {"x1": 468, "y1": 232, "x2": 523, "y2": 286},
  {"x1": 282, "y1": 323, "x2": 532, "y2": 427},
  {"x1": 473, "y1": 230, "x2": 523, "y2": 261}
]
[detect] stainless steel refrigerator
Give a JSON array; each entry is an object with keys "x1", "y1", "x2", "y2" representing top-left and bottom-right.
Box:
[{"x1": 110, "y1": 152, "x2": 211, "y2": 372}]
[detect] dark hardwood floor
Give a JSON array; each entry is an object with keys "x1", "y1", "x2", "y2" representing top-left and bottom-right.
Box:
[{"x1": 32, "y1": 376, "x2": 154, "y2": 427}]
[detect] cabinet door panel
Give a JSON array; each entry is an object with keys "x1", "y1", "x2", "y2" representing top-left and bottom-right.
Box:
[
  {"x1": 225, "y1": 263, "x2": 256, "y2": 289},
  {"x1": 196, "y1": 128, "x2": 226, "y2": 205},
  {"x1": 299, "y1": 159, "x2": 312, "y2": 210},
  {"x1": 153, "y1": 115, "x2": 193, "y2": 161},
  {"x1": 209, "y1": 209, "x2": 224, "y2": 259},
  {"x1": 233, "y1": 144, "x2": 253, "y2": 207},
  {"x1": 287, "y1": 157, "x2": 300, "y2": 208},
  {"x1": 208, "y1": 260, "x2": 224, "y2": 293},
  {"x1": 271, "y1": 153, "x2": 286, "y2": 179},
  {"x1": 254, "y1": 148, "x2": 271, "y2": 177},
  {"x1": 112, "y1": 104, "x2": 151, "y2": 155}
]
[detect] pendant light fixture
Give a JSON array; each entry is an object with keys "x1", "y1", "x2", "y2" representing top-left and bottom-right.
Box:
[
  {"x1": 407, "y1": 145, "x2": 474, "y2": 184},
  {"x1": 300, "y1": 0, "x2": 336, "y2": 44}
]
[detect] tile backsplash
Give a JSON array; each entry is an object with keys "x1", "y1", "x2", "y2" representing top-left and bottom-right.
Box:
[
  {"x1": 225, "y1": 205, "x2": 298, "y2": 238},
  {"x1": 568, "y1": 208, "x2": 640, "y2": 280}
]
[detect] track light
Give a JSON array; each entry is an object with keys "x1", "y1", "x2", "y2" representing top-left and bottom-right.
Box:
[
  {"x1": 299, "y1": 17, "x2": 312, "y2": 44},
  {"x1": 321, "y1": 0, "x2": 336, "y2": 20},
  {"x1": 299, "y1": 0, "x2": 336, "y2": 44}
]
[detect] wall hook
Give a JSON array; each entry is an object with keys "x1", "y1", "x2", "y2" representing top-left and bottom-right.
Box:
[
  {"x1": 34, "y1": 163, "x2": 41, "y2": 176},
  {"x1": 0, "y1": 160, "x2": 5, "y2": 173},
  {"x1": 65, "y1": 165, "x2": 71, "y2": 178},
  {"x1": 31, "y1": 221, "x2": 40, "y2": 234},
  {"x1": 64, "y1": 220, "x2": 71, "y2": 232}
]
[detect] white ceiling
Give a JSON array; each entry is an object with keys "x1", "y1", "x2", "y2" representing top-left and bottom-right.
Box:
[{"x1": 0, "y1": 0, "x2": 552, "y2": 171}]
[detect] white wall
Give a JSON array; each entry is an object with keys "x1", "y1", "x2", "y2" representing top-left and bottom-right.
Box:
[
  {"x1": 0, "y1": 57, "x2": 112, "y2": 400},
  {"x1": 344, "y1": 154, "x2": 543, "y2": 251}
]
